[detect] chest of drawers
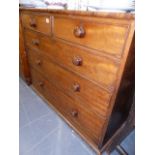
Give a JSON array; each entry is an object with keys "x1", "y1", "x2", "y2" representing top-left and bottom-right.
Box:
[{"x1": 19, "y1": 8, "x2": 135, "y2": 155}]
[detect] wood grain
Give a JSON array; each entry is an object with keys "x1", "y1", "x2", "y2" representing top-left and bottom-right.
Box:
[
  {"x1": 25, "y1": 29, "x2": 119, "y2": 90},
  {"x1": 54, "y1": 17, "x2": 128, "y2": 57},
  {"x1": 19, "y1": 14, "x2": 31, "y2": 85},
  {"x1": 21, "y1": 13, "x2": 52, "y2": 35},
  {"x1": 20, "y1": 8, "x2": 135, "y2": 154},
  {"x1": 30, "y1": 68, "x2": 106, "y2": 145},
  {"x1": 20, "y1": 7, "x2": 135, "y2": 20},
  {"x1": 27, "y1": 49, "x2": 111, "y2": 118}
]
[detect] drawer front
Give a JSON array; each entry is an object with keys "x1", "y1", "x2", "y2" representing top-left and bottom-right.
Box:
[
  {"x1": 28, "y1": 49, "x2": 111, "y2": 118},
  {"x1": 54, "y1": 17, "x2": 128, "y2": 56},
  {"x1": 25, "y1": 30, "x2": 118, "y2": 90},
  {"x1": 31, "y1": 68, "x2": 106, "y2": 145},
  {"x1": 21, "y1": 13, "x2": 51, "y2": 35}
]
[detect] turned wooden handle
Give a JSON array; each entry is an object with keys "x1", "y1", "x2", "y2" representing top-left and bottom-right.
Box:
[
  {"x1": 71, "y1": 110, "x2": 78, "y2": 117},
  {"x1": 72, "y1": 56, "x2": 83, "y2": 66},
  {"x1": 36, "y1": 60, "x2": 42, "y2": 66},
  {"x1": 32, "y1": 39, "x2": 39, "y2": 46},
  {"x1": 73, "y1": 83, "x2": 80, "y2": 92},
  {"x1": 73, "y1": 26, "x2": 86, "y2": 38},
  {"x1": 38, "y1": 82, "x2": 44, "y2": 87},
  {"x1": 29, "y1": 19, "x2": 37, "y2": 28}
]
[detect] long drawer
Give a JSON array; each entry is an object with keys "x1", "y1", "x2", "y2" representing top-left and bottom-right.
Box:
[
  {"x1": 54, "y1": 16, "x2": 128, "y2": 57},
  {"x1": 27, "y1": 49, "x2": 112, "y2": 118},
  {"x1": 21, "y1": 13, "x2": 51, "y2": 35},
  {"x1": 30, "y1": 68, "x2": 106, "y2": 145},
  {"x1": 25, "y1": 29, "x2": 118, "y2": 90}
]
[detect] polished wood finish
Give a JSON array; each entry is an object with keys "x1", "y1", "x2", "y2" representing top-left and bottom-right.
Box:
[
  {"x1": 30, "y1": 68, "x2": 106, "y2": 145},
  {"x1": 21, "y1": 13, "x2": 52, "y2": 35},
  {"x1": 20, "y1": 8, "x2": 135, "y2": 155},
  {"x1": 27, "y1": 49, "x2": 111, "y2": 118},
  {"x1": 54, "y1": 17, "x2": 128, "y2": 57},
  {"x1": 73, "y1": 25, "x2": 86, "y2": 38},
  {"x1": 20, "y1": 7, "x2": 134, "y2": 20},
  {"x1": 19, "y1": 14, "x2": 31, "y2": 85},
  {"x1": 24, "y1": 29, "x2": 119, "y2": 90}
]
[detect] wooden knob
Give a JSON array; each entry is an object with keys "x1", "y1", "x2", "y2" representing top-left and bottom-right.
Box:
[
  {"x1": 72, "y1": 56, "x2": 83, "y2": 66},
  {"x1": 29, "y1": 19, "x2": 37, "y2": 28},
  {"x1": 73, "y1": 26, "x2": 86, "y2": 38},
  {"x1": 38, "y1": 82, "x2": 44, "y2": 87},
  {"x1": 32, "y1": 39, "x2": 39, "y2": 46},
  {"x1": 73, "y1": 83, "x2": 80, "y2": 92},
  {"x1": 36, "y1": 60, "x2": 42, "y2": 66},
  {"x1": 71, "y1": 110, "x2": 78, "y2": 117}
]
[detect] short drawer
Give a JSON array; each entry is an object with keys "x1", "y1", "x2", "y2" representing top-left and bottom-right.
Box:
[
  {"x1": 25, "y1": 30, "x2": 118, "y2": 90},
  {"x1": 27, "y1": 49, "x2": 112, "y2": 118},
  {"x1": 31, "y1": 68, "x2": 106, "y2": 145},
  {"x1": 21, "y1": 13, "x2": 51, "y2": 35},
  {"x1": 54, "y1": 17, "x2": 128, "y2": 56}
]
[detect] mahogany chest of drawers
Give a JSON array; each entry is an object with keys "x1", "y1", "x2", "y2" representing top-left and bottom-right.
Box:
[{"x1": 19, "y1": 8, "x2": 135, "y2": 155}]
